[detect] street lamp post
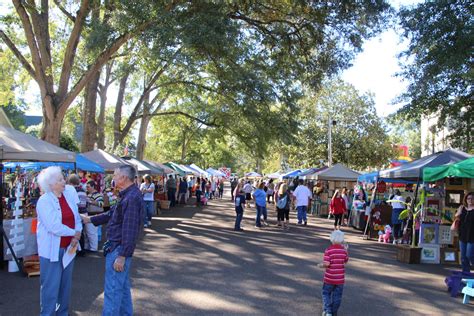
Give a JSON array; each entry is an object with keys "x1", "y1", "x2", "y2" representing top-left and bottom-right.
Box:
[
  {"x1": 328, "y1": 118, "x2": 337, "y2": 167},
  {"x1": 345, "y1": 143, "x2": 351, "y2": 165}
]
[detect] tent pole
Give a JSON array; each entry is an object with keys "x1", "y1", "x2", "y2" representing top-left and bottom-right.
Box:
[
  {"x1": 411, "y1": 176, "x2": 421, "y2": 247},
  {"x1": 0, "y1": 162, "x2": 24, "y2": 273},
  {"x1": 363, "y1": 177, "x2": 378, "y2": 239}
]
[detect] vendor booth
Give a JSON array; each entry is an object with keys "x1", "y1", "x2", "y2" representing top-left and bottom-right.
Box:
[
  {"x1": 1, "y1": 125, "x2": 76, "y2": 274},
  {"x1": 421, "y1": 157, "x2": 474, "y2": 265},
  {"x1": 357, "y1": 171, "x2": 417, "y2": 233},
  {"x1": 306, "y1": 164, "x2": 360, "y2": 217},
  {"x1": 368, "y1": 149, "x2": 472, "y2": 264}
]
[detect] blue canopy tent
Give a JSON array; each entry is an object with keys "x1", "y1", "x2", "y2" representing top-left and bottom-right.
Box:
[
  {"x1": 282, "y1": 169, "x2": 303, "y2": 179},
  {"x1": 357, "y1": 171, "x2": 417, "y2": 184},
  {"x1": 206, "y1": 168, "x2": 226, "y2": 177},
  {"x1": 3, "y1": 154, "x2": 104, "y2": 173}
]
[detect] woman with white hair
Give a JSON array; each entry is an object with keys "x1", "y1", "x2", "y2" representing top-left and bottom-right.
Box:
[{"x1": 36, "y1": 166, "x2": 82, "y2": 316}]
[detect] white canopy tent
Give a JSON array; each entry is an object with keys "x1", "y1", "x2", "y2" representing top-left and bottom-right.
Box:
[
  {"x1": 305, "y1": 163, "x2": 360, "y2": 181},
  {"x1": 189, "y1": 163, "x2": 210, "y2": 177},
  {"x1": 82, "y1": 149, "x2": 132, "y2": 173},
  {"x1": 0, "y1": 125, "x2": 75, "y2": 163},
  {"x1": 266, "y1": 172, "x2": 281, "y2": 179}
]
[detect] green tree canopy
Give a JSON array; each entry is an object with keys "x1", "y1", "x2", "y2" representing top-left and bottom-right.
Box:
[
  {"x1": 277, "y1": 79, "x2": 395, "y2": 170},
  {"x1": 396, "y1": 0, "x2": 473, "y2": 152}
]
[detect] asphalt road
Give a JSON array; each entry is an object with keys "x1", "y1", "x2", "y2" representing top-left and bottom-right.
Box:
[{"x1": 1, "y1": 187, "x2": 473, "y2": 315}]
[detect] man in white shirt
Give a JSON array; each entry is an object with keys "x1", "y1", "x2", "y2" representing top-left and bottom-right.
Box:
[
  {"x1": 243, "y1": 181, "x2": 253, "y2": 208},
  {"x1": 292, "y1": 179, "x2": 312, "y2": 226},
  {"x1": 390, "y1": 189, "x2": 405, "y2": 244}
]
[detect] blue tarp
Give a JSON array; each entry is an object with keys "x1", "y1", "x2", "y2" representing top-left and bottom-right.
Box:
[
  {"x1": 282, "y1": 169, "x2": 303, "y2": 179},
  {"x1": 299, "y1": 166, "x2": 328, "y2": 177},
  {"x1": 357, "y1": 171, "x2": 417, "y2": 184},
  {"x1": 3, "y1": 154, "x2": 104, "y2": 173}
]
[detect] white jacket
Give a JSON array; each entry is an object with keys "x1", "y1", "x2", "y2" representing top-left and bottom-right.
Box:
[{"x1": 36, "y1": 185, "x2": 82, "y2": 262}]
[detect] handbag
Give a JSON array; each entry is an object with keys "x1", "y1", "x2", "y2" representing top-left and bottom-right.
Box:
[{"x1": 450, "y1": 219, "x2": 459, "y2": 231}]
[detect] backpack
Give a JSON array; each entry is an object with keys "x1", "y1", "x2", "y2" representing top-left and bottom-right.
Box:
[{"x1": 277, "y1": 194, "x2": 288, "y2": 209}]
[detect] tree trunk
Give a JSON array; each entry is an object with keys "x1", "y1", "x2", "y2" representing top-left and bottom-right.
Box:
[
  {"x1": 97, "y1": 86, "x2": 107, "y2": 149},
  {"x1": 81, "y1": 71, "x2": 100, "y2": 152},
  {"x1": 136, "y1": 114, "x2": 150, "y2": 160},
  {"x1": 181, "y1": 129, "x2": 187, "y2": 161},
  {"x1": 113, "y1": 71, "x2": 129, "y2": 150},
  {"x1": 40, "y1": 96, "x2": 64, "y2": 145}
]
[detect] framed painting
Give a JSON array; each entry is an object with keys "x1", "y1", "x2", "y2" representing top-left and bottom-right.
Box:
[
  {"x1": 420, "y1": 223, "x2": 439, "y2": 245},
  {"x1": 445, "y1": 190, "x2": 464, "y2": 207},
  {"x1": 438, "y1": 225, "x2": 453, "y2": 245},
  {"x1": 440, "y1": 248, "x2": 459, "y2": 264},
  {"x1": 421, "y1": 245, "x2": 440, "y2": 264}
]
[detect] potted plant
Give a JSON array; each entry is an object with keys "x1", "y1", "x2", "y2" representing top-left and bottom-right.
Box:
[{"x1": 387, "y1": 189, "x2": 428, "y2": 264}]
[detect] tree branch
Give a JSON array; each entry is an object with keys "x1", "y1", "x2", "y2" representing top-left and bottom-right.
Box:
[
  {"x1": 12, "y1": 0, "x2": 46, "y2": 91},
  {"x1": 57, "y1": 0, "x2": 90, "y2": 102},
  {"x1": 141, "y1": 111, "x2": 219, "y2": 127},
  {"x1": 26, "y1": 0, "x2": 54, "y2": 93},
  {"x1": 53, "y1": 0, "x2": 76, "y2": 23},
  {"x1": 0, "y1": 30, "x2": 36, "y2": 79},
  {"x1": 61, "y1": 20, "x2": 153, "y2": 114}
]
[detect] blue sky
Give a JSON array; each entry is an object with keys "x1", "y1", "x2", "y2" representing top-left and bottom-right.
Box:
[{"x1": 342, "y1": 0, "x2": 421, "y2": 117}]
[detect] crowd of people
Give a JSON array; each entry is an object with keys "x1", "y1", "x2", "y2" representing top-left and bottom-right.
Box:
[
  {"x1": 29, "y1": 164, "x2": 474, "y2": 316},
  {"x1": 230, "y1": 177, "x2": 355, "y2": 232}
]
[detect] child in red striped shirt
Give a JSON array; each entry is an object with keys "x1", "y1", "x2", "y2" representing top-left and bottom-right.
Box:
[{"x1": 318, "y1": 230, "x2": 349, "y2": 316}]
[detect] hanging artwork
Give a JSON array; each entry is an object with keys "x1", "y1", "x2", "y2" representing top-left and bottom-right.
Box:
[
  {"x1": 421, "y1": 245, "x2": 440, "y2": 264},
  {"x1": 438, "y1": 225, "x2": 454, "y2": 244},
  {"x1": 420, "y1": 223, "x2": 439, "y2": 245}
]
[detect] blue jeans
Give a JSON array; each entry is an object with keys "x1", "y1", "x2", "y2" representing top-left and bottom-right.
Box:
[
  {"x1": 256, "y1": 205, "x2": 267, "y2": 227},
  {"x1": 297, "y1": 206, "x2": 308, "y2": 224},
  {"x1": 459, "y1": 241, "x2": 474, "y2": 273},
  {"x1": 103, "y1": 247, "x2": 133, "y2": 316},
  {"x1": 167, "y1": 188, "x2": 176, "y2": 207},
  {"x1": 322, "y1": 283, "x2": 344, "y2": 315},
  {"x1": 143, "y1": 200, "x2": 154, "y2": 224},
  {"x1": 235, "y1": 208, "x2": 244, "y2": 229},
  {"x1": 40, "y1": 248, "x2": 74, "y2": 316}
]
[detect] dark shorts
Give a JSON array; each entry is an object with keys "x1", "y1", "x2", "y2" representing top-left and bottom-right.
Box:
[{"x1": 245, "y1": 193, "x2": 252, "y2": 201}]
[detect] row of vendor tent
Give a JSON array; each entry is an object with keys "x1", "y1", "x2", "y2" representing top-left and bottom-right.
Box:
[
  {"x1": 3, "y1": 154, "x2": 104, "y2": 173},
  {"x1": 357, "y1": 148, "x2": 472, "y2": 183},
  {"x1": 254, "y1": 164, "x2": 360, "y2": 182},
  {"x1": 0, "y1": 125, "x2": 181, "y2": 175},
  {"x1": 164, "y1": 162, "x2": 227, "y2": 178}
]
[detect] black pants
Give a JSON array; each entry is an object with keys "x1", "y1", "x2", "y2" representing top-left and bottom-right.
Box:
[
  {"x1": 167, "y1": 188, "x2": 176, "y2": 206},
  {"x1": 277, "y1": 208, "x2": 290, "y2": 221},
  {"x1": 393, "y1": 223, "x2": 402, "y2": 239},
  {"x1": 196, "y1": 190, "x2": 202, "y2": 206},
  {"x1": 334, "y1": 214, "x2": 343, "y2": 227},
  {"x1": 231, "y1": 186, "x2": 236, "y2": 200}
]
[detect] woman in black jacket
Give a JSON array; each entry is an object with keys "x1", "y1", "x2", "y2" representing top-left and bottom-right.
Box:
[{"x1": 455, "y1": 192, "x2": 474, "y2": 273}]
